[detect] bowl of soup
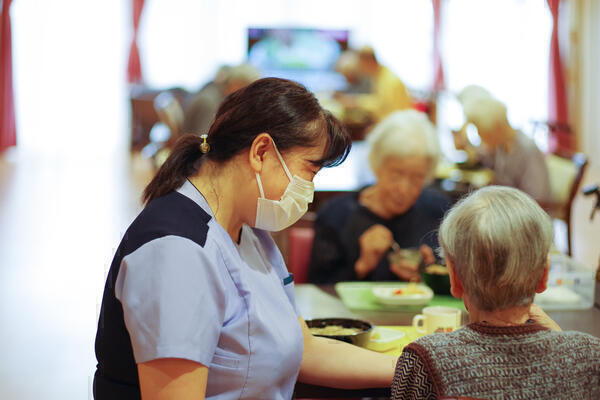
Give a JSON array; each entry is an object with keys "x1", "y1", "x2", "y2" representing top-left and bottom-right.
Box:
[{"x1": 306, "y1": 318, "x2": 373, "y2": 348}]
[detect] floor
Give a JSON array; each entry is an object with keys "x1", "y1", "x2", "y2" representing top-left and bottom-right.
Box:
[
  {"x1": 0, "y1": 148, "x2": 154, "y2": 400},
  {"x1": 0, "y1": 147, "x2": 599, "y2": 400}
]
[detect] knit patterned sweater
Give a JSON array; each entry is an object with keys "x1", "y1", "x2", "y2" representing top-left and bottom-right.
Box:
[{"x1": 391, "y1": 323, "x2": 600, "y2": 400}]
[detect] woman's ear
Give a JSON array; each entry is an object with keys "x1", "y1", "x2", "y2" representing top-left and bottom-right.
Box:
[
  {"x1": 446, "y1": 257, "x2": 464, "y2": 299},
  {"x1": 249, "y1": 133, "x2": 272, "y2": 173},
  {"x1": 535, "y1": 257, "x2": 551, "y2": 294}
]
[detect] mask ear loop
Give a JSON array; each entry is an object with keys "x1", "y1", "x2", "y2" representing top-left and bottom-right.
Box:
[
  {"x1": 271, "y1": 140, "x2": 293, "y2": 181},
  {"x1": 255, "y1": 173, "x2": 266, "y2": 199}
]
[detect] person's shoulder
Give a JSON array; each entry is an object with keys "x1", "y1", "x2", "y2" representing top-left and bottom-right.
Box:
[
  {"x1": 416, "y1": 186, "x2": 452, "y2": 216},
  {"x1": 316, "y1": 191, "x2": 361, "y2": 225},
  {"x1": 412, "y1": 327, "x2": 468, "y2": 349},
  {"x1": 126, "y1": 191, "x2": 212, "y2": 251},
  {"x1": 514, "y1": 130, "x2": 543, "y2": 154},
  {"x1": 552, "y1": 330, "x2": 600, "y2": 347},
  {"x1": 539, "y1": 330, "x2": 600, "y2": 365}
]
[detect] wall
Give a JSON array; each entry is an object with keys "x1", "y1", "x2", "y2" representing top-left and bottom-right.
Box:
[{"x1": 571, "y1": 0, "x2": 600, "y2": 167}]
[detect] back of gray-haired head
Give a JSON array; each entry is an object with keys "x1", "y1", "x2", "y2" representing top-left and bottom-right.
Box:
[
  {"x1": 367, "y1": 110, "x2": 440, "y2": 182},
  {"x1": 458, "y1": 85, "x2": 508, "y2": 133},
  {"x1": 439, "y1": 186, "x2": 553, "y2": 311}
]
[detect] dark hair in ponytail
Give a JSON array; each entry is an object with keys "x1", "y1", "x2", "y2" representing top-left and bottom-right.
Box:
[{"x1": 142, "y1": 78, "x2": 351, "y2": 205}]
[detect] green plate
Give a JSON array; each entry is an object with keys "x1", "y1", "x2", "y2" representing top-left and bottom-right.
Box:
[{"x1": 335, "y1": 281, "x2": 466, "y2": 312}]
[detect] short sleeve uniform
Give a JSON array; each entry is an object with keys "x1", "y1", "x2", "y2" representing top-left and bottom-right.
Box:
[{"x1": 93, "y1": 180, "x2": 303, "y2": 400}]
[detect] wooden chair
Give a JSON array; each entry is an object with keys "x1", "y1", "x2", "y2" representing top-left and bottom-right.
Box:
[{"x1": 540, "y1": 151, "x2": 588, "y2": 255}]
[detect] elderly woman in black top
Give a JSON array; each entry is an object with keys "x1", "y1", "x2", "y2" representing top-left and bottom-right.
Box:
[{"x1": 308, "y1": 110, "x2": 451, "y2": 283}]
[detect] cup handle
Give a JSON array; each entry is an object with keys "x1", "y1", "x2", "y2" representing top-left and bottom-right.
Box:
[{"x1": 412, "y1": 314, "x2": 427, "y2": 334}]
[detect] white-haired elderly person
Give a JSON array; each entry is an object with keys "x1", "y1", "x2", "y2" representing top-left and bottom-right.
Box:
[
  {"x1": 308, "y1": 110, "x2": 451, "y2": 283},
  {"x1": 391, "y1": 186, "x2": 600, "y2": 400},
  {"x1": 183, "y1": 63, "x2": 260, "y2": 135},
  {"x1": 454, "y1": 85, "x2": 551, "y2": 203}
]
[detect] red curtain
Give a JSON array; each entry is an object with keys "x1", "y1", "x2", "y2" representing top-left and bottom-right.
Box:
[
  {"x1": 431, "y1": 0, "x2": 445, "y2": 92},
  {"x1": 0, "y1": 0, "x2": 17, "y2": 153},
  {"x1": 547, "y1": 0, "x2": 571, "y2": 151},
  {"x1": 127, "y1": 0, "x2": 145, "y2": 84}
]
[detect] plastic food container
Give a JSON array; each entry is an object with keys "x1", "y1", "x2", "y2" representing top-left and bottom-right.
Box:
[
  {"x1": 366, "y1": 327, "x2": 406, "y2": 352},
  {"x1": 534, "y1": 254, "x2": 596, "y2": 310}
]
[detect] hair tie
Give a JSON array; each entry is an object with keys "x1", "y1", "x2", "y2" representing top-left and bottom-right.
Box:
[{"x1": 199, "y1": 134, "x2": 210, "y2": 154}]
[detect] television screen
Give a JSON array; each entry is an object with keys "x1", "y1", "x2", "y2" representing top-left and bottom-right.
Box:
[{"x1": 247, "y1": 27, "x2": 349, "y2": 92}]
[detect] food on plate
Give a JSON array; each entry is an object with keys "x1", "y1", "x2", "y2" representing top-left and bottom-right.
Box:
[
  {"x1": 392, "y1": 283, "x2": 425, "y2": 296},
  {"x1": 372, "y1": 284, "x2": 434, "y2": 306},
  {"x1": 309, "y1": 325, "x2": 364, "y2": 336}
]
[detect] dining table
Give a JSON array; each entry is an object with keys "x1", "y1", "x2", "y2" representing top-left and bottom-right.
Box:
[{"x1": 292, "y1": 283, "x2": 600, "y2": 399}]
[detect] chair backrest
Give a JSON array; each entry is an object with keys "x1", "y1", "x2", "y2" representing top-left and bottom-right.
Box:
[
  {"x1": 544, "y1": 152, "x2": 588, "y2": 216},
  {"x1": 542, "y1": 151, "x2": 587, "y2": 255},
  {"x1": 286, "y1": 212, "x2": 316, "y2": 284},
  {"x1": 153, "y1": 92, "x2": 184, "y2": 143}
]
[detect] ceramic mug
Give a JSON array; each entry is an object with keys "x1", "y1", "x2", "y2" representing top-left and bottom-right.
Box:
[{"x1": 412, "y1": 306, "x2": 462, "y2": 334}]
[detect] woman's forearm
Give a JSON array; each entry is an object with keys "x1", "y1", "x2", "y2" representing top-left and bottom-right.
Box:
[{"x1": 299, "y1": 333, "x2": 397, "y2": 389}]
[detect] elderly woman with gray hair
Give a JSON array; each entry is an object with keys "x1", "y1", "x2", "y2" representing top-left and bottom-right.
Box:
[
  {"x1": 391, "y1": 186, "x2": 600, "y2": 400},
  {"x1": 455, "y1": 85, "x2": 551, "y2": 203},
  {"x1": 308, "y1": 110, "x2": 451, "y2": 283}
]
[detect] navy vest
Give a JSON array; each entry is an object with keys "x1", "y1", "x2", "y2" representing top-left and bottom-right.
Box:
[{"x1": 93, "y1": 191, "x2": 211, "y2": 399}]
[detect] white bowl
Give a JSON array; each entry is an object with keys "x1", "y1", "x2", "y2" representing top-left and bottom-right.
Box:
[{"x1": 371, "y1": 284, "x2": 434, "y2": 306}]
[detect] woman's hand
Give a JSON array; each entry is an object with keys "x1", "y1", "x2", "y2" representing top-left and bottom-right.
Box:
[
  {"x1": 355, "y1": 225, "x2": 393, "y2": 278},
  {"x1": 528, "y1": 304, "x2": 561, "y2": 331},
  {"x1": 420, "y1": 244, "x2": 436, "y2": 265}
]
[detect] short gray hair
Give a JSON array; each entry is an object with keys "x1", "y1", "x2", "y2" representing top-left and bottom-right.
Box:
[
  {"x1": 439, "y1": 186, "x2": 553, "y2": 311},
  {"x1": 458, "y1": 85, "x2": 508, "y2": 133},
  {"x1": 367, "y1": 110, "x2": 439, "y2": 181}
]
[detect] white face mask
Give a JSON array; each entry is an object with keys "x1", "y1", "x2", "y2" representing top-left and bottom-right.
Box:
[{"x1": 254, "y1": 141, "x2": 314, "y2": 232}]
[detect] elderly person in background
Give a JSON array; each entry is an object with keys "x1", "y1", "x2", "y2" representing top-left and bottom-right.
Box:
[
  {"x1": 334, "y1": 50, "x2": 372, "y2": 94},
  {"x1": 391, "y1": 186, "x2": 600, "y2": 400},
  {"x1": 454, "y1": 85, "x2": 551, "y2": 203},
  {"x1": 355, "y1": 46, "x2": 413, "y2": 121},
  {"x1": 333, "y1": 46, "x2": 412, "y2": 124},
  {"x1": 183, "y1": 63, "x2": 260, "y2": 135},
  {"x1": 308, "y1": 110, "x2": 451, "y2": 283}
]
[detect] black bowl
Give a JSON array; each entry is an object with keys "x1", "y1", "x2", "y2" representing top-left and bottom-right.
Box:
[
  {"x1": 421, "y1": 265, "x2": 451, "y2": 295},
  {"x1": 305, "y1": 318, "x2": 373, "y2": 348}
]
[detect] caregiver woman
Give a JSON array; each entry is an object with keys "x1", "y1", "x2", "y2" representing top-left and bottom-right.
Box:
[{"x1": 93, "y1": 78, "x2": 398, "y2": 399}]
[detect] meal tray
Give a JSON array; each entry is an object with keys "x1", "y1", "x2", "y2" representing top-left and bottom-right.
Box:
[{"x1": 334, "y1": 281, "x2": 466, "y2": 312}]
